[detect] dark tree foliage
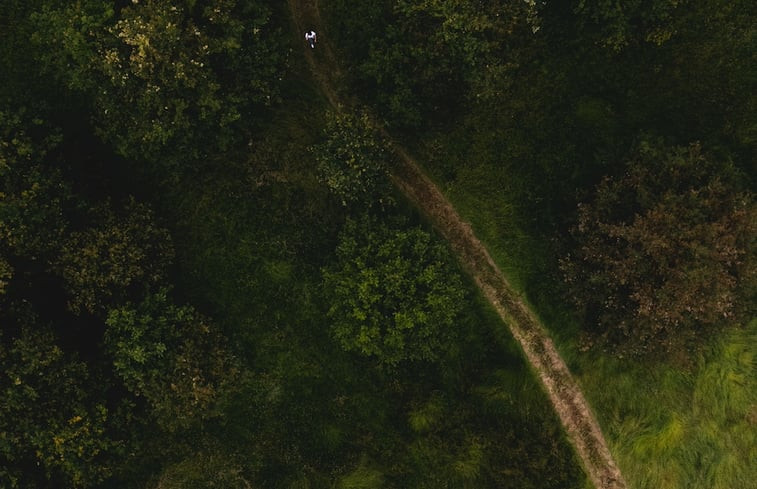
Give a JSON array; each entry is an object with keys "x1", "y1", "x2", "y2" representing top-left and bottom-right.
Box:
[
  {"x1": 314, "y1": 111, "x2": 391, "y2": 207},
  {"x1": 149, "y1": 450, "x2": 251, "y2": 489},
  {"x1": 105, "y1": 289, "x2": 238, "y2": 432},
  {"x1": 58, "y1": 199, "x2": 174, "y2": 317},
  {"x1": 0, "y1": 111, "x2": 68, "y2": 262},
  {"x1": 0, "y1": 257, "x2": 10, "y2": 295},
  {"x1": 323, "y1": 216, "x2": 465, "y2": 366},
  {"x1": 32, "y1": 0, "x2": 286, "y2": 163},
  {"x1": 327, "y1": 0, "x2": 537, "y2": 126},
  {"x1": 0, "y1": 324, "x2": 115, "y2": 489},
  {"x1": 3, "y1": 0, "x2": 754, "y2": 485},
  {"x1": 561, "y1": 141, "x2": 755, "y2": 354},
  {"x1": 574, "y1": 0, "x2": 686, "y2": 49},
  {"x1": 1, "y1": 107, "x2": 237, "y2": 485}
]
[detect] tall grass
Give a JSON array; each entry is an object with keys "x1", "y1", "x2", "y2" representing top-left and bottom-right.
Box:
[{"x1": 604, "y1": 320, "x2": 757, "y2": 489}]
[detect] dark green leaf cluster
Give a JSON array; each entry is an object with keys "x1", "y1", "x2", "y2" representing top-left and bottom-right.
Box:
[
  {"x1": 0, "y1": 111, "x2": 67, "y2": 261},
  {"x1": 0, "y1": 110, "x2": 236, "y2": 487},
  {"x1": 325, "y1": 0, "x2": 536, "y2": 126},
  {"x1": 32, "y1": 0, "x2": 286, "y2": 163},
  {"x1": 561, "y1": 141, "x2": 755, "y2": 354},
  {"x1": 323, "y1": 216, "x2": 465, "y2": 366},
  {"x1": 314, "y1": 111, "x2": 390, "y2": 207},
  {"x1": 58, "y1": 199, "x2": 174, "y2": 316},
  {"x1": 106, "y1": 289, "x2": 237, "y2": 432},
  {"x1": 0, "y1": 327, "x2": 114, "y2": 488},
  {"x1": 575, "y1": 0, "x2": 685, "y2": 49},
  {"x1": 148, "y1": 451, "x2": 251, "y2": 489}
]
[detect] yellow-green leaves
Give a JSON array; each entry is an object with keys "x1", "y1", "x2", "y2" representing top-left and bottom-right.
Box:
[{"x1": 323, "y1": 216, "x2": 465, "y2": 366}]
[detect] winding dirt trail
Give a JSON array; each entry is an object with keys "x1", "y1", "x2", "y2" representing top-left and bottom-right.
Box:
[{"x1": 288, "y1": 2, "x2": 627, "y2": 488}]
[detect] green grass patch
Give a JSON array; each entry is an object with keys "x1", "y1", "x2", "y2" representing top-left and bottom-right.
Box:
[{"x1": 579, "y1": 319, "x2": 757, "y2": 489}]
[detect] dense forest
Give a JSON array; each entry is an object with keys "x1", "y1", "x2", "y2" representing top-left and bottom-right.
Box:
[{"x1": 1, "y1": 1, "x2": 754, "y2": 488}]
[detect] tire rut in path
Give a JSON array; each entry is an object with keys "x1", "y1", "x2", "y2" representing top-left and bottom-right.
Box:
[{"x1": 288, "y1": 2, "x2": 627, "y2": 488}]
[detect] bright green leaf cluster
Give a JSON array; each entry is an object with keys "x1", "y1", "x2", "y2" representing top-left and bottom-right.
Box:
[{"x1": 323, "y1": 216, "x2": 465, "y2": 366}]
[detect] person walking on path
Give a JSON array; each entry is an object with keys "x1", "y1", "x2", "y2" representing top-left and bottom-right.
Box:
[{"x1": 305, "y1": 30, "x2": 317, "y2": 48}]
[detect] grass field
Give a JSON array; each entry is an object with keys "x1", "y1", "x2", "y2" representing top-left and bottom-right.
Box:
[
  {"x1": 583, "y1": 319, "x2": 756, "y2": 489},
  {"x1": 409, "y1": 119, "x2": 757, "y2": 489}
]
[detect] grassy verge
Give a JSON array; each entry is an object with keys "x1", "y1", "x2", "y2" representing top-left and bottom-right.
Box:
[
  {"x1": 407, "y1": 118, "x2": 757, "y2": 489},
  {"x1": 581, "y1": 319, "x2": 756, "y2": 489}
]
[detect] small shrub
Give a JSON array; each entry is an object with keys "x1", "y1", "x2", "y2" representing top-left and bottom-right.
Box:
[
  {"x1": 323, "y1": 215, "x2": 465, "y2": 366},
  {"x1": 314, "y1": 111, "x2": 390, "y2": 207}
]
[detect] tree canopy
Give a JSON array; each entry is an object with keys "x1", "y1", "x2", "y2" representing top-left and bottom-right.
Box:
[
  {"x1": 314, "y1": 111, "x2": 391, "y2": 207},
  {"x1": 32, "y1": 0, "x2": 286, "y2": 163},
  {"x1": 0, "y1": 325, "x2": 115, "y2": 488},
  {"x1": 561, "y1": 141, "x2": 755, "y2": 353},
  {"x1": 1, "y1": 0, "x2": 755, "y2": 486},
  {"x1": 574, "y1": 0, "x2": 686, "y2": 49},
  {"x1": 326, "y1": 0, "x2": 537, "y2": 125},
  {"x1": 323, "y1": 216, "x2": 465, "y2": 366},
  {"x1": 58, "y1": 199, "x2": 174, "y2": 316},
  {"x1": 105, "y1": 289, "x2": 237, "y2": 432}
]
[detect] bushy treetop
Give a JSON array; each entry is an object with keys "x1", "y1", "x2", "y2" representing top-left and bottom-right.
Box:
[
  {"x1": 323, "y1": 216, "x2": 465, "y2": 366},
  {"x1": 562, "y1": 141, "x2": 755, "y2": 354}
]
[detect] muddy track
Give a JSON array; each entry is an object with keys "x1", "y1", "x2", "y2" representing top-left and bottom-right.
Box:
[{"x1": 288, "y1": 1, "x2": 627, "y2": 488}]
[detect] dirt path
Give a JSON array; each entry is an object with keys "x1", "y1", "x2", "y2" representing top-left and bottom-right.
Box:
[{"x1": 288, "y1": 2, "x2": 627, "y2": 488}]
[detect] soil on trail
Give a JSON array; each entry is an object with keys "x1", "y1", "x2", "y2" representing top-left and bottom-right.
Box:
[{"x1": 288, "y1": 1, "x2": 628, "y2": 488}]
